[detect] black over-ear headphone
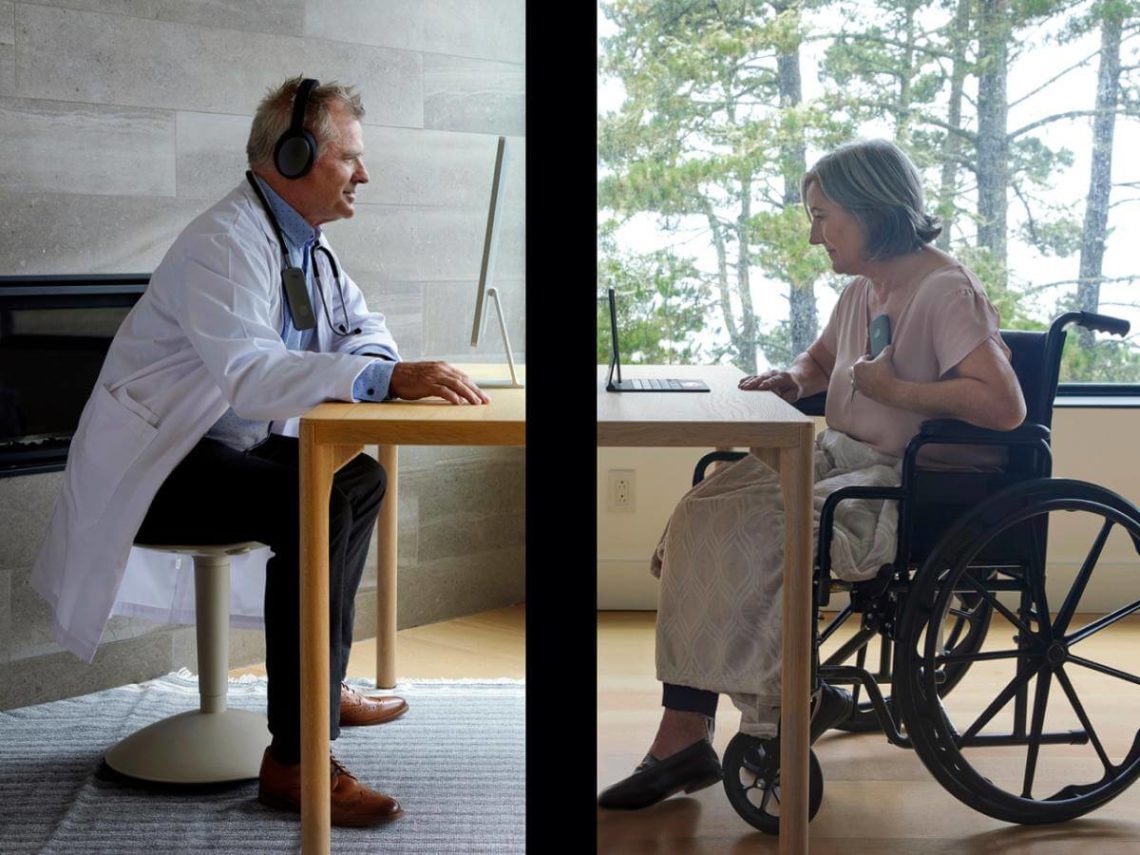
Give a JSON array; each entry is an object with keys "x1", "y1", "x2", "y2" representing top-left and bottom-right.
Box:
[{"x1": 274, "y1": 77, "x2": 319, "y2": 179}]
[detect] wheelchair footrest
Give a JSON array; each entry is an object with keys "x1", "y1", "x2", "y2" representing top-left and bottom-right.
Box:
[{"x1": 818, "y1": 664, "x2": 911, "y2": 749}]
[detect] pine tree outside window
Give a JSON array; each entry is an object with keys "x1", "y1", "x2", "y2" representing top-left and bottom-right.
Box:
[{"x1": 598, "y1": 0, "x2": 1140, "y2": 393}]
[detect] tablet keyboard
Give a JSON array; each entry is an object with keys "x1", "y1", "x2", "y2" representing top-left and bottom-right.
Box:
[{"x1": 628, "y1": 378, "x2": 685, "y2": 390}]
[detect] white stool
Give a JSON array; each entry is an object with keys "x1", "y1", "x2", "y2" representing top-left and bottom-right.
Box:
[{"x1": 104, "y1": 542, "x2": 272, "y2": 783}]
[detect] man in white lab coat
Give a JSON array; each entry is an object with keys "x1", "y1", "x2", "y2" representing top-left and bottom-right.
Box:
[{"x1": 30, "y1": 76, "x2": 488, "y2": 827}]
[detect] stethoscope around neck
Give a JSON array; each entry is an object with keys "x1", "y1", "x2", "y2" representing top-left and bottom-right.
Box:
[{"x1": 245, "y1": 170, "x2": 360, "y2": 337}]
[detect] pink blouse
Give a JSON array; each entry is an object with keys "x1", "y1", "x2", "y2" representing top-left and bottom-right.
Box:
[{"x1": 818, "y1": 264, "x2": 1009, "y2": 467}]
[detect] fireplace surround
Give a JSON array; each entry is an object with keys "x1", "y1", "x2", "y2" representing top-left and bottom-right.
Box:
[{"x1": 0, "y1": 274, "x2": 148, "y2": 477}]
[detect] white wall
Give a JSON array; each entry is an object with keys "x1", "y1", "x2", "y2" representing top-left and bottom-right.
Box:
[{"x1": 598, "y1": 406, "x2": 1140, "y2": 613}]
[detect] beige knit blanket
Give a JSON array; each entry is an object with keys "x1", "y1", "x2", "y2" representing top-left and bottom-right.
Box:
[{"x1": 651, "y1": 429, "x2": 901, "y2": 736}]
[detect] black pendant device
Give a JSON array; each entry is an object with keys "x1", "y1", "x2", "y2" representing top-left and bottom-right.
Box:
[
  {"x1": 281, "y1": 266, "x2": 316, "y2": 330},
  {"x1": 246, "y1": 171, "x2": 317, "y2": 331}
]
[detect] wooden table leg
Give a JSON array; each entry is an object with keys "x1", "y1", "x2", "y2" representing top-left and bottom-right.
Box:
[
  {"x1": 777, "y1": 425, "x2": 814, "y2": 855},
  {"x1": 300, "y1": 432, "x2": 365, "y2": 854},
  {"x1": 300, "y1": 425, "x2": 334, "y2": 855},
  {"x1": 376, "y1": 444, "x2": 398, "y2": 689},
  {"x1": 751, "y1": 447, "x2": 781, "y2": 471}
]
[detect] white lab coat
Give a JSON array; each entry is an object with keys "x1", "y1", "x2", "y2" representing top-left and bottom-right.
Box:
[{"x1": 30, "y1": 180, "x2": 400, "y2": 663}]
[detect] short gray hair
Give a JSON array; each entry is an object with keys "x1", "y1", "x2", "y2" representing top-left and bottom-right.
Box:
[
  {"x1": 246, "y1": 75, "x2": 366, "y2": 169},
  {"x1": 801, "y1": 139, "x2": 941, "y2": 260}
]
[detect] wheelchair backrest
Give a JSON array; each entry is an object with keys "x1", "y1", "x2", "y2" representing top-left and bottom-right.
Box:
[
  {"x1": 902, "y1": 327, "x2": 1061, "y2": 568},
  {"x1": 1001, "y1": 328, "x2": 1063, "y2": 431}
]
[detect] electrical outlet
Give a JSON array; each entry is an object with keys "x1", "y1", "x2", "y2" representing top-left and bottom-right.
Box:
[{"x1": 608, "y1": 469, "x2": 635, "y2": 512}]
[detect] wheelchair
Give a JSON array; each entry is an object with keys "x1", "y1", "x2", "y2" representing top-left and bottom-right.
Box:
[{"x1": 691, "y1": 311, "x2": 1140, "y2": 832}]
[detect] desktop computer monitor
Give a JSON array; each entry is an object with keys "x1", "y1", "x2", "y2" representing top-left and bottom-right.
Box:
[{"x1": 468, "y1": 136, "x2": 523, "y2": 388}]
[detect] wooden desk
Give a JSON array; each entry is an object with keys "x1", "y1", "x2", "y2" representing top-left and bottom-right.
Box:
[
  {"x1": 298, "y1": 369, "x2": 524, "y2": 853},
  {"x1": 597, "y1": 364, "x2": 815, "y2": 855}
]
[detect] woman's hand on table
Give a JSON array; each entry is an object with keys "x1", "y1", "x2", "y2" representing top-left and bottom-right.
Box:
[{"x1": 738, "y1": 370, "x2": 801, "y2": 402}]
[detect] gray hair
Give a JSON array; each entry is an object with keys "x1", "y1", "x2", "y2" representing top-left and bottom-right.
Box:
[
  {"x1": 801, "y1": 139, "x2": 941, "y2": 260},
  {"x1": 246, "y1": 75, "x2": 366, "y2": 169}
]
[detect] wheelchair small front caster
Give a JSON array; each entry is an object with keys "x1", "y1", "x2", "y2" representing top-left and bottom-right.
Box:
[{"x1": 722, "y1": 732, "x2": 824, "y2": 834}]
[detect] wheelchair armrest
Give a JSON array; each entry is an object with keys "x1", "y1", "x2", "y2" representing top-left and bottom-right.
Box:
[
  {"x1": 817, "y1": 485, "x2": 906, "y2": 587},
  {"x1": 917, "y1": 419, "x2": 1050, "y2": 444},
  {"x1": 903, "y1": 420, "x2": 1053, "y2": 484},
  {"x1": 793, "y1": 391, "x2": 826, "y2": 417},
  {"x1": 692, "y1": 450, "x2": 747, "y2": 486}
]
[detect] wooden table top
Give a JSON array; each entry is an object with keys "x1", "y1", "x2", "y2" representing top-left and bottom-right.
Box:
[
  {"x1": 301, "y1": 364, "x2": 525, "y2": 446},
  {"x1": 597, "y1": 364, "x2": 811, "y2": 448}
]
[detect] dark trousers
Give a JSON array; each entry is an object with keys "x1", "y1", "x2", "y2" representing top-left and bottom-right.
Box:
[
  {"x1": 663, "y1": 683, "x2": 719, "y2": 718},
  {"x1": 136, "y1": 434, "x2": 385, "y2": 764}
]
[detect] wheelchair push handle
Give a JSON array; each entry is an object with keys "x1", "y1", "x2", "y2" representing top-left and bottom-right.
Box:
[{"x1": 1057, "y1": 311, "x2": 1130, "y2": 337}]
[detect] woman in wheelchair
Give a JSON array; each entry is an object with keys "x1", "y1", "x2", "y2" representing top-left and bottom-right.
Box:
[{"x1": 599, "y1": 139, "x2": 1028, "y2": 813}]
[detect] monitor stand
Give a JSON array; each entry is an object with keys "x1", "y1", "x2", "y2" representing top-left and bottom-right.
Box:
[{"x1": 476, "y1": 287, "x2": 524, "y2": 389}]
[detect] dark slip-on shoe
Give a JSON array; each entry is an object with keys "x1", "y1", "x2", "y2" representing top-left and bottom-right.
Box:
[
  {"x1": 597, "y1": 739, "x2": 723, "y2": 810},
  {"x1": 810, "y1": 681, "x2": 854, "y2": 743}
]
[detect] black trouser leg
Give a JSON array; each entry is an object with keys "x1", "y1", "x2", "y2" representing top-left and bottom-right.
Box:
[
  {"x1": 662, "y1": 683, "x2": 719, "y2": 717},
  {"x1": 135, "y1": 435, "x2": 385, "y2": 765},
  {"x1": 329, "y1": 459, "x2": 386, "y2": 684}
]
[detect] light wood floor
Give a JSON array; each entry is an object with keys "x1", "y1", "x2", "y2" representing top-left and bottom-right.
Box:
[
  {"x1": 598, "y1": 610, "x2": 1140, "y2": 853},
  {"x1": 230, "y1": 603, "x2": 525, "y2": 681}
]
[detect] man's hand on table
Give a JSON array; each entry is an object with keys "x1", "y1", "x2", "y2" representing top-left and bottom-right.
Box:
[{"x1": 388, "y1": 361, "x2": 490, "y2": 405}]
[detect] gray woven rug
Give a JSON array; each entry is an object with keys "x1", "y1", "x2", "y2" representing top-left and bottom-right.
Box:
[{"x1": 0, "y1": 671, "x2": 525, "y2": 854}]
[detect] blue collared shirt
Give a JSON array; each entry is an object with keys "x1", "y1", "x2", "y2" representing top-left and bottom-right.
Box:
[{"x1": 206, "y1": 176, "x2": 393, "y2": 451}]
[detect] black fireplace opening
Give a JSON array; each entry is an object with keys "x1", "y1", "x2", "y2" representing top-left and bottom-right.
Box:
[{"x1": 0, "y1": 275, "x2": 148, "y2": 477}]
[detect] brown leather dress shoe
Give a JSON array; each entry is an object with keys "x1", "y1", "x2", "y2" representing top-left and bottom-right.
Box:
[
  {"x1": 339, "y1": 682, "x2": 409, "y2": 727},
  {"x1": 257, "y1": 748, "x2": 404, "y2": 827}
]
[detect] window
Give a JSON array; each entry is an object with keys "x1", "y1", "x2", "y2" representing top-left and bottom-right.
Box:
[{"x1": 598, "y1": 0, "x2": 1140, "y2": 389}]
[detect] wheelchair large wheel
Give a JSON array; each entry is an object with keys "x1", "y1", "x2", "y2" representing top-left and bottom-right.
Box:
[
  {"x1": 895, "y1": 478, "x2": 1140, "y2": 824},
  {"x1": 832, "y1": 593, "x2": 992, "y2": 733},
  {"x1": 722, "y1": 733, "x2": 824, "y2": 834}
]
